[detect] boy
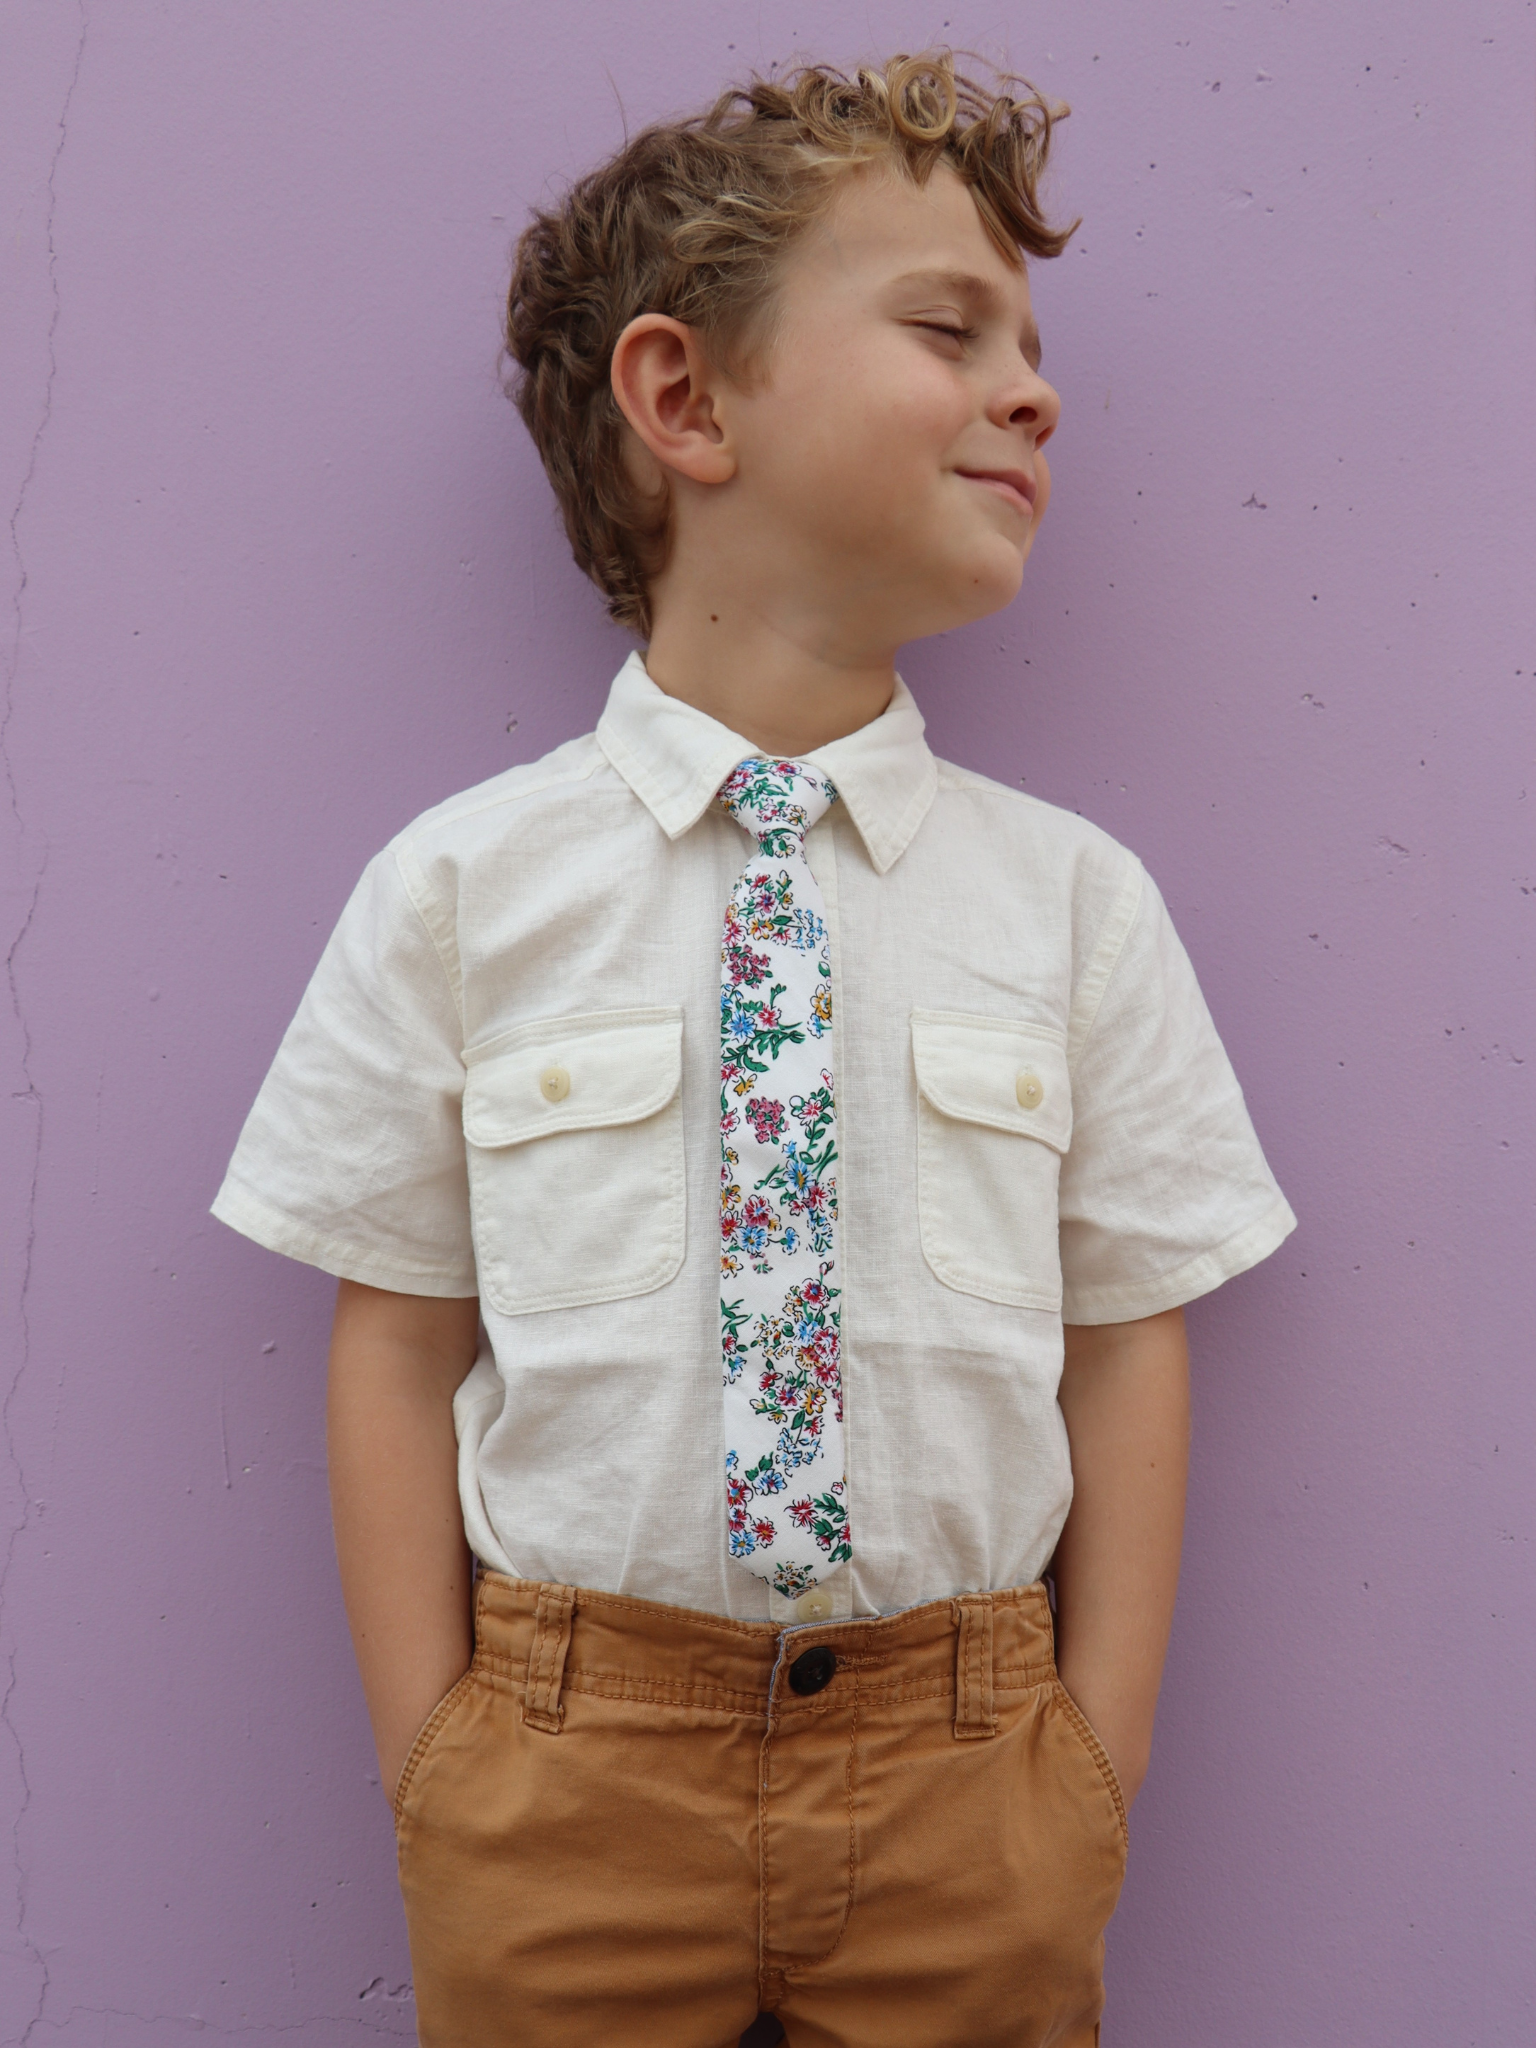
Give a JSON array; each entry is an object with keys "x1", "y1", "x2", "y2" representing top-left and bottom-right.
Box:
[{"x1": 215, "y1": 53, "x2": 1293, "y2": 2048}]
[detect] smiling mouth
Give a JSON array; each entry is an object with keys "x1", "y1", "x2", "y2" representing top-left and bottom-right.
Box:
[{"x1": 957, "y1": 470, "x2": 1036, "y2": 516}]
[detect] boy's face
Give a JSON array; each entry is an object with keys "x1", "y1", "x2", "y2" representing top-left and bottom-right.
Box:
[{"x1": 725, "y1": 161, "x2": 1061, "y2": 650}]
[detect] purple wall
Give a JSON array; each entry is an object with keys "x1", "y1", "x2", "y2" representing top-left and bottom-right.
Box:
[{"x1": 3, "y1": 2, "x2": 1531, "y2": 2040}]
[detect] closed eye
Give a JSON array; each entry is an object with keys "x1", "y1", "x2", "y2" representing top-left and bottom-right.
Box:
[{"x1": 913, "y1": 321, "x2": 978, "y2": 344}]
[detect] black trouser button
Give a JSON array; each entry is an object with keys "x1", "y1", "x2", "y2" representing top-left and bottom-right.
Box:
[{"x1": 788, "y1": 1645, "x2": 837, "y2": 1695}]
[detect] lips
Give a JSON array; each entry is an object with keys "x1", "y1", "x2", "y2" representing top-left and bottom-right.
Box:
[{"x1": 957, "y1": 469, "x2": 1036, "y2": 515}]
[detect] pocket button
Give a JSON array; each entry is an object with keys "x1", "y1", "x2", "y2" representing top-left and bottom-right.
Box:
[
  {"x1": 539, "y1": 1065, "x2": 571, "y2": 1103},
  {"x1": 1015, "y1": 1070, "x2": 1045, "y2": 1110}
]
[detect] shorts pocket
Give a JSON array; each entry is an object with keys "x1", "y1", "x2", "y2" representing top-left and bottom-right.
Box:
[
  {"x1": 393, "y1": 1667, "x2": 480, "y2": 1830},
  {"x1": 1050, "y1": 1680, "x2": 1129, "y2": 1851},
  {"x1": 912, "y1": 1010, "x2": 1071, "y2": 1311},
  {"x1": 462, "y1": 1006, "x2": 685, "y2": 1317}
]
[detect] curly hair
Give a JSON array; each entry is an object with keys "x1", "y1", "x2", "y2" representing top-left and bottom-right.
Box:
[{"x1": 504, "y1": 51, "x2": 1077, "y2": 638}]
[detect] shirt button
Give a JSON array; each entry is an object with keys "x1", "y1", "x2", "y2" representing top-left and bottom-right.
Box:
[
  {"x1": 795, "y1": 1589, "x2": 832, "y2": 1622},
  {"x1": 539, "y1": 1065, "x2": 571, "y2": 1103},
  {"x1": 1016, "y1": 1071, "x2": 1045, "y2": 1110}
]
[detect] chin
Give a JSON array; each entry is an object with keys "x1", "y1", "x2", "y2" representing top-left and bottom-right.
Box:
[
  {"x1": 953, "y1": 546, "x2": 1027, "y2": 624},
  {"x1": 886, "y1": 538, "x2": 1028, "y2": 641}
]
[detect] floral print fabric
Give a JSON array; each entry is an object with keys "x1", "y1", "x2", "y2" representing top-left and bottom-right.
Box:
[{"x1": 719, "y1": 758, "x2": 849, "y2": 1596}]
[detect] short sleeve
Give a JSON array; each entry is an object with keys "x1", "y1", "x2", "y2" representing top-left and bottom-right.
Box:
[
  {"x1": 211, "y1": 845, "x2": 477, "y2": 1296},
  {"x1": 1057, "y1": 864, "x2": 1296, "y2": 1324}
]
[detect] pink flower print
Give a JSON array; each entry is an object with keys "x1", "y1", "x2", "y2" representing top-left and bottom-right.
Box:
[
  {"x1": 753, "y1": 1518, "x2": 777, "y2": 1546},
  {"x1": 745, "y1": 1098, "x2": 787, "y2": 1145},
  {"x1": 726, "y1": 940, "x2": 771, "y2": 988}
]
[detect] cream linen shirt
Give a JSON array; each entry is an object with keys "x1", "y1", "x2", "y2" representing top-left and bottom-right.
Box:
[{"x1": 214, "y1": 654, "x2": 1295, "y2": 1622}]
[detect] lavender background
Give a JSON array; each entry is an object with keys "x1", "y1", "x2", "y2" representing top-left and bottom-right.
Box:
[{"x1": 3, "y1": 1, "x2": 1532, "y2": 2041}]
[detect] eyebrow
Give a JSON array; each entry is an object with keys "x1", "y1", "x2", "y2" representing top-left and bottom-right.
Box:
[{"x1": 889, "y1": 268, "x2": 1043, "y2": 369}]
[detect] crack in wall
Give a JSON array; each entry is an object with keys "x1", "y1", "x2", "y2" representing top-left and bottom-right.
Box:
[{"x1": 3, "y1": 6, "x2": 88, "y2": 2039}]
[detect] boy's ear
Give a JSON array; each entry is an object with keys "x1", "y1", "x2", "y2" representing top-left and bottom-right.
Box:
[{"x1": 610, "y1": 315, "x2": 737, "y2": 487}]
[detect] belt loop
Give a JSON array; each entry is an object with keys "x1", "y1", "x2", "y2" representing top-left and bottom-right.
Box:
[
  {"x1": 952, "y1": 1594, "x2": 996, "y2": 1740},
  {"x1": 523, "y1": 1583, "x2": 576, "y2": 1734}
]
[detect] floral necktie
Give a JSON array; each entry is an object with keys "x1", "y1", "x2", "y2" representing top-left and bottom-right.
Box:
[{"x1": 718, "y1": 757, "x2": 849, "y2": 1599}]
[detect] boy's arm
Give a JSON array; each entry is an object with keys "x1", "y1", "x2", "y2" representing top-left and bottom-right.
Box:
[
  {"x1": 327, "y1": 1279, "x2": 481, "y2": 1802},
  {"x1": 1051, "y1": 1305, "x2": 1190, "y2": 1810}
]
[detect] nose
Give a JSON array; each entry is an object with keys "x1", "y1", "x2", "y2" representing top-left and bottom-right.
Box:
[{"x1": 992, "y1": 362, "x2": 1061, "y2": 446}]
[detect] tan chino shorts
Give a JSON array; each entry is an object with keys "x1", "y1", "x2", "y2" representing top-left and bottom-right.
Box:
[{"x1": 395, "y1": 1573, "x2": 1127, "y2": 2047}]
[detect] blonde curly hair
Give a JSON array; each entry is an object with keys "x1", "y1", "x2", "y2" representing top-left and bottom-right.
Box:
[{"x1": 505, "y1": 51, "x2": 1076, "y2": 637}]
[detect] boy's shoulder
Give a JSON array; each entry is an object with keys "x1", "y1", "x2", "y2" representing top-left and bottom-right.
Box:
[
  {"x1": 390, "y1": 730, "x2": 610, "y2": 855},
  {"x1": 399, "y1": 729, "x2": 610, "y2": 831},
  {"x1": 929, "y1": 754, "x2": 1147, "y2": 896}
]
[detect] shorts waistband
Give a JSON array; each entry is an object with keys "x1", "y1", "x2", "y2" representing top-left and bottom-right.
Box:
[{"x1": 471, "y1": 1573, "x2": 1057, "y2": 1739}]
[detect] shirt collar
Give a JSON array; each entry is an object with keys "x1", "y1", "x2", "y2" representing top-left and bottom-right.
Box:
[{"x1": 594, "y1": 650, "x2": 938, "y2": 876}]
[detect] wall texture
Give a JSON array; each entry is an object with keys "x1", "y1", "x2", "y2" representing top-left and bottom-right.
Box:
[{"x1": 2, "y1": 2, "x2": 1532, "y2": 2041}]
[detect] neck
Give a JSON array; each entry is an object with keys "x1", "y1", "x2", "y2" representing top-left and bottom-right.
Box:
[{"x1": 641, "y1": 583, "x2": 896, "y2": 758}]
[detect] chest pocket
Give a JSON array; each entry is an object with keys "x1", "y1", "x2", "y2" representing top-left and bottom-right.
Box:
[
  {"x1": 911, "y1": 1010, "x2": 1072, "y2": 1312},
  {"x1": 462, "y1": 1007, "x2": 685, "y2": 1318}
]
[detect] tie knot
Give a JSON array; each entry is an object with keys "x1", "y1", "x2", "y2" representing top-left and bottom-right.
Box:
[{"x1": 719, "y1": 757, "x2": 837, "y2": 854}]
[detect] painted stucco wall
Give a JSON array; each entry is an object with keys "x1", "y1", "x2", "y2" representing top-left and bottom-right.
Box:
[{"x1": 3, "y1": 2, "x2": 1532, "y2": 2041}]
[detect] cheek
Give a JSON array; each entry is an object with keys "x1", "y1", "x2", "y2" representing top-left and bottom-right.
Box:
[
  {"x1": 766, "y1": 348, "x2": 964, "y2": 507},
  {"x1": 881, "y1": 369, "x2": 972, "y2": 471}
]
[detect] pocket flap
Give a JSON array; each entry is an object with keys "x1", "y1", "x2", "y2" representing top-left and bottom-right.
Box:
[
  {"x1": 911, "y1": 1010, "x2": 1072, "y2": 1153},
  {"x1": 462, "y1": 1006, "x2": 683, "y2": 1148}
]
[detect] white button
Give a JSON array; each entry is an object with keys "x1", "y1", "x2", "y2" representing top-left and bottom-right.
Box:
[
  {"x1": 795, "y1": 1589, "x2": 832, "y2": 1623},
  {"x1": 539, "y1": 1065, "x2": 571, "y2": 1103},
  {"x1": 1016, "y1": 1071, "x2": 1044, "y2": 1110}
]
